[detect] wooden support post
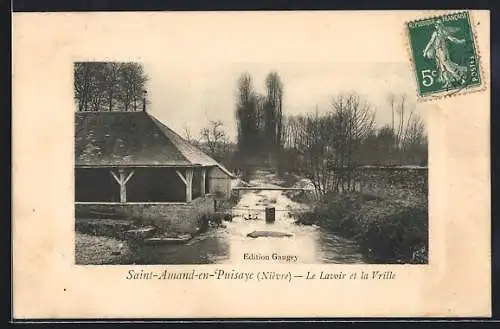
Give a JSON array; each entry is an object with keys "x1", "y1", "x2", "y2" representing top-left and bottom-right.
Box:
[
  {"x1": 175, "y1": 170, "x2": 187, "y2": 185},
  {"x1": 118, "y1": 169, "x2": 127, "y2": 202},
  {"x1": 176, "y1": 168, "x2": 194, "y2": 202},
  {"x1": 110, "y1": 168, "x2": 134, "y2": 203},
  {"x1": 185, "y1": 168, "x2": 193, "y2": 202},
  {"x1": 200, "y1": 168, "x2": 206, "y2": 197}
]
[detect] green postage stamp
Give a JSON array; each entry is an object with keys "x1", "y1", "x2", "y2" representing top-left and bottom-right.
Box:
[{"x1": 406, "y1": 11, "x2": 484, "y2": 100}]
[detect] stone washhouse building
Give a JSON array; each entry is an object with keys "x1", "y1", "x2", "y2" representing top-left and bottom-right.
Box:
[{"x1": 74, "y1": 111, "x2": 235, "y2": 233}]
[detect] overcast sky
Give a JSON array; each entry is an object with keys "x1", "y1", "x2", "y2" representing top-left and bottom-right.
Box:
[
  {"x1": 143, "y1": 61, "x2": 421, "y2": 142},
  {"x1": 124, "y1": 11, "x2": 430, "y2": 142}
]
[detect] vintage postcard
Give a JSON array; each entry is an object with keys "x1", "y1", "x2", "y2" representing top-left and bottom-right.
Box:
[{"x1": 12, "y1": 10, "x2": 491, "y2": 318}]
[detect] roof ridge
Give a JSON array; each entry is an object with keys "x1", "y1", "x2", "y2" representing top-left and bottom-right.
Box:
[
  {"x1": 148, "y1": 114, "x2": 235, "y2": 178},
  {"x1": 150, "y1": 115, "x2": 204, "y2": 154},
  {"x1": 147, "y1": 113, "x2": 205, "y2": 159},
  {"x1": 142, "y1": 112, "x2": 193, "y2": 164},
  {"x1": 74, "y1": 111, "x2": 235, "y2": 177}
]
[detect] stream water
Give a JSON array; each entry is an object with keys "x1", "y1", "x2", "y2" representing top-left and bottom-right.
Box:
[{"x1": 129, "y1": 175, "x2": 367, "y2": 265}]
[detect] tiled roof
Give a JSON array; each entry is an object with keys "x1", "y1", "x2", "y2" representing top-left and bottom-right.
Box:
[{"x1": 75, "y1": 111, "x2": 235, "y2": 177}]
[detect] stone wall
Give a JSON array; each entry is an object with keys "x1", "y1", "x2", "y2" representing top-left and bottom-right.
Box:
[
  {"x1": 75, "y1": 195, "x2": 216, "y2": 233},
  {"x1": 358, "y1": 167, "x2": 428, "y2": 197}
]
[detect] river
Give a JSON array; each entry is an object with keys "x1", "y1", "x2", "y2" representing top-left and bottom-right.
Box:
[{"x1": 129, "y1": 172, "x2": 367, "y2": 265}]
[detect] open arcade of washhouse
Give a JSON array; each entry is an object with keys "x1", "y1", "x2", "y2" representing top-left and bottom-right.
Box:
[{"x1": 74, "y1": 110, "x2": 235, "y2": 232}]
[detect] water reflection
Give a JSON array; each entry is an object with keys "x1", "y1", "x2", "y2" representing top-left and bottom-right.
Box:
[
  {"x1": 131, "y1": 230, "x2": 231, "y2": 264},
  {"x1": 130, "y1": 189, "x2": 366, "y2": 264},
  {"x1": 130, "y1": 221, "x2": 366, "y2": 264}
]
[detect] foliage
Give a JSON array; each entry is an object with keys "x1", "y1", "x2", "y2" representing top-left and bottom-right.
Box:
[
  {"x1": 263, "y1": 72, "x2": 284, "y2": 160},
  {"x1": 235, "y1": 73, "x2": 261, "y2": 158},
  {"x1": 234, "y1": 72, "x2": 285, "y2": 174},
  {"x1": 281, "y1": 92, "x2": 427, "y2": 197},
  {"x1": 215, "y1": 190, "x2": 241, "y2": 212},
  {"x1": 228, "y1": 73, "x2": 427, "y2": 191},
  {"x1": 295, "y1": 193, "x2": 428, "y2": 264},
  {"x1": 197, "y1": 212, "x2": 232, "y2": 233},
  {"x1": 355, "y1": 201, "x2": 428, "y2": 264},
  {"x1": 294, "y1": 193, "x2": 361, "y2": 228}
]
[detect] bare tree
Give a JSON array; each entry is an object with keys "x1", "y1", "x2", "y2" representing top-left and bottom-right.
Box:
[
  {"x1": 402, "y1": 116, "x2": 426, "y2": 148},
  {"x1": 183, "y1": 124, "x2": 198, "y2": 144},
  {"x1": 105, "y1": 63, "x2": 121, "y2": 111},
  {"x1": 117, "y1": 63, "x2": 148, "y2": 111},
  {"x1": 388, "y1": 92, "x2": 396, "y2": 134},
  {"x1": 285, "y1": 112, "x2": 330, "y2": 198},
  {"x1": 387, "y1": 93, "x2": 427, "y2": 164},
  {"x1": 330, "y1": 93, "x2": 375, "y2": 192},
  {"x1": 74, "y1": 62, "x2": 149, "y2": 112},
  {"x1": 200, "y1": 120, "x2": 229, "y2": 157},
  {"x1": 74, "y1": 63, "x2": 93, "y2": 112},
  {"x1": 401, "y1": 115, "x2": 427, "y2": 164},
  {"x1": 281, "y1": 92, "x2": 427, "y2": 197},
  {"x1": 282, "y1": 93, "x2": 375, "y2": 196},
  {"x1": 395, "y1": 93, "x2": 408, "y2": 149}
]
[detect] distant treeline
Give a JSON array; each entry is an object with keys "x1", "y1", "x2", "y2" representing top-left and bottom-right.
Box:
[
  {"x1": 72, "y1": 62, "x2": 427, "y2": 196},
  {"x1": 74, "y1": 62, "x2": 149, "y2": 112},
  {"x1": 279, "y1": 92, "x2": 427, "y2": 194},
  {"x1": 188, "y1": 72, "x2": 428, "y2": 192},
  {"x1": 222, "y1": 71, "x2": 427, "y2": 193}
]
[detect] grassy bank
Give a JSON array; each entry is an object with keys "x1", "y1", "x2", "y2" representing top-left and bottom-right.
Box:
[
  {"x1": 294, "y1": 192, "x2": 428, "y2": 264},
  {"x1": 244, "y1": 168, "x2": 428, "y2": 264},
  {"x1": 75, "y1": 232, "x2": 134, "y2": 265}
]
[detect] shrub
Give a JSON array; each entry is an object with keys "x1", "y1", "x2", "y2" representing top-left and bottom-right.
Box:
[
  {"x1": 294, "y1": 211, "x2": 319, "y2": 225},
  {"x1": 215, "y1": 191, "x2": 241, "y2": 212},
  {"x1": 285, "y1": 189, "x2": 318, "y2": 204},
  {"x1": 197, "y1": 214, "x2": 210, "y2": 233},
  {"x1": 294, "y1": 192, "x2": 428, "y2": 264},
  {"x1": 197, "y1": 212, "x2": 229, "y2": 233},
  {"x1": 208, "y1": 213, "x2": 224, "y2": 225},
  {"x1": 240, "y1": 166, "x2": 256, "y2": 182},
  {"x1": 357, "y1": 203, "x2": 428, "y2": 264},
  {"x1": 294, "y1": 193, "x2": 360, "y2": 228}
]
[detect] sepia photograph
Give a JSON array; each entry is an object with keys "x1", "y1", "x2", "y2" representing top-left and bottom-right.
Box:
[
  {"x1": 13, "y1": 10, "x2": 491, "y2": 318},
  {"x1": 74, "y1": 61, "x2": 428, "y2": 265}
]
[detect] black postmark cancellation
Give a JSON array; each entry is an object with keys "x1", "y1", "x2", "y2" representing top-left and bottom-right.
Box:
[{"x1": 243, "y1": 252, "x2": 299, "y2": 263}]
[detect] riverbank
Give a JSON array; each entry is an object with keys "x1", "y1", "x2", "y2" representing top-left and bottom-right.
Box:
[
  {"x1": 222, "y1": 171, "x2": 366, "y2": 264},
  {"x1": 259, "y1": 169, "x2": 428, "y2": 264},
  {"x1": 75, "y1": 233, "x2": 133, "y2": 265},
  {"x1": 294, "y1": 194, "x2": 428, "y2": 264}
]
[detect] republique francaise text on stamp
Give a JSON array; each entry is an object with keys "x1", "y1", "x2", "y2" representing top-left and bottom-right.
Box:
[{"x1": 406, "y1": 11, "x2": 484, "y2": 100}]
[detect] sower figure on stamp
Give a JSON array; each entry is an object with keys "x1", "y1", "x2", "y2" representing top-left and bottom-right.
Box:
[{"x1": 423, "y1": 19, "x2": 467, "y2": 88}]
